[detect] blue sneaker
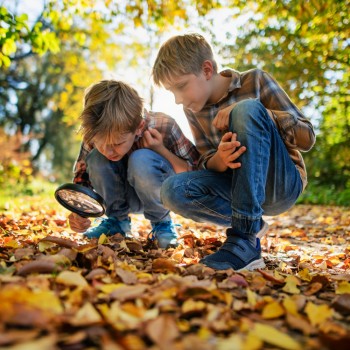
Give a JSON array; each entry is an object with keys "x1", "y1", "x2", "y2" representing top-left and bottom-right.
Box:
[
  {"x1": 83, "y1": 217, "x2": 131, "y2": 239},
  {"x1": 148, "y1": 221, "x2": 179, "y2": 249},
  {"x1": 200, "y1": 230, "x2": 265, "y2": 271}
]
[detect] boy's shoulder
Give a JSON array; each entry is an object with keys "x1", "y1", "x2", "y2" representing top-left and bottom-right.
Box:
[{"x1": 239, "y1": 67, "x2": 266, "y2": 78}]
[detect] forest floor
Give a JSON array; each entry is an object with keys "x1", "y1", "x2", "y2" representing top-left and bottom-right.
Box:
[{"x1": 0, "y1": 197, "x2": 349, "y2": 350}]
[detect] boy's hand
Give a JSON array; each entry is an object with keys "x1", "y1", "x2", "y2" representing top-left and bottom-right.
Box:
[
  {"x1": 141, "y1": 128, "x2": 164, "y2": 152},
  {"x1": 212, "y1": 104, "x2": 236, "y2": 131},
  {"x1": 68, "y1": 212, "x2": 91, "y2": 233},
  {"x1": 217, "y1": 132, "x2": 246, "y2": 169}
]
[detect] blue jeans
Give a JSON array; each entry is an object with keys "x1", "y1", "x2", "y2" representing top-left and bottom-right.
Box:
[
  {"x1": 161, "y1": 100, "x2": 303, "y2": 236},
  {"x1": 86, "y1": 148, "x2": 175, "y2": 223}
]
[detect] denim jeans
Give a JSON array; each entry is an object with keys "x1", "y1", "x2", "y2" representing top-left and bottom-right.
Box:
[
  {"x1": 86, "y1": 148, "x2": 175, "y2": 223},
  {"x1": 161, "y1": 100, "x2": 303, "y2": 236}
]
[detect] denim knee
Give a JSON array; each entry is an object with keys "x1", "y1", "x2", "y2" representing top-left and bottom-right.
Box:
[
  {"x1": 160, "y1": 175, "x2": 181, "y2": 211},
  {"x1": 128, "y1": 149, "x2": 174, "y2": 188},
  {"x1": 86, "y1": 149, "x2": 110, "y2": 172},
  {"x1": 230, "y1": 99, "x2": 269, "y2": 134}
]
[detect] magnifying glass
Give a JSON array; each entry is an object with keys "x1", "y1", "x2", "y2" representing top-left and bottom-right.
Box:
[{"x1": 54, "y1": 183, "x2": 106, "y2": 218}]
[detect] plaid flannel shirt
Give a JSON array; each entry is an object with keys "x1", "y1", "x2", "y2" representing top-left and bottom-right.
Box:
[
  {"x1": 73, "y1": 110, "x2": 200, "y2": 188},
  {"x1": 184, "y1": 68, "x2": 316, "y2": 190}
]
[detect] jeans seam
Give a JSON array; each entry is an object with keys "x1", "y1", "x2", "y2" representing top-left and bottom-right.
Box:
[{"x1": 191, "y1": 199, "x2": 231, "y2": 223}]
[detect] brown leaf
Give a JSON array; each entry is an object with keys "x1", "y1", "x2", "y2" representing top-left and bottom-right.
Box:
[
  {"x1": 152, "y1": 258, "x2": 178, "y2": 273},
  {"x1": 110, "y1": 284, "x2": 148, "y2": 301},
  {"x1": 17, "y1": 260, "x2": 63, "y2": 276},
  {"x1": 331, "y1": 293, "x2": 350, "y2": 314},
  {"x1": 258, "y1": 269, "x2": 285, "y2": 284},
  {"x1": 40, "y1": 236, "x2": 78, "y2": 249},
  {"x1": 303, "y1": 282, "x2": 323, "y2": 296},
  {"x1": 116, "y1": 267, "x2": 138, "y2": 284},
  {"x1": 286, "y1": 313, "x2": 316, "y2": 336},
  {"x1": 145, "y1": 314, "x2": 179, "y2": 347}
]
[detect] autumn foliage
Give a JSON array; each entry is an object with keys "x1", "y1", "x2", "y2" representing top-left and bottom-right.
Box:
[{"x1": 0, "y1": 198, "x2": 349, "y2": 349}]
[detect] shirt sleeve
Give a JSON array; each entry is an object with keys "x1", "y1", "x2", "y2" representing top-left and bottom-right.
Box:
[
  {"x1": 72, "y1": 142, "x2": 93, "y2": 188},
  {"x1": 260, "y1": 71, "x2": 316, "y2": 151}
]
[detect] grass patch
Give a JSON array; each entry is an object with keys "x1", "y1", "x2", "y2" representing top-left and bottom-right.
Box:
[{"x1": 0, "y1": 178, "x2": 58, "y2": 210}]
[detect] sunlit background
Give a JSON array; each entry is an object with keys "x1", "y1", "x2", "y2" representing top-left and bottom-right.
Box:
[{"x1": 0, "y1": 0, "x2": 349, "y2": 205}]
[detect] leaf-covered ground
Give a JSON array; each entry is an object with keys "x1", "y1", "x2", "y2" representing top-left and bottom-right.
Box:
[{"x1": 0, "y1": 198, "x2": 349, "y2": 350}]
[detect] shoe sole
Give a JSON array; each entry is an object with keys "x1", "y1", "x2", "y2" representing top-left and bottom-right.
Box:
[
  {"x1": 237, "y1": 258, "x2": 266, "y2": 271},
  {"x1": 256, "y1": 221, "x2": 269, "y2": 239},
  {"x1": 201, "y1": 258, "x2": 266, "y2": 271}
]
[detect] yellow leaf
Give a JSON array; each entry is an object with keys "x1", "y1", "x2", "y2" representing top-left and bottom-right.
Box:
[
  {"x1": 56, "y1": 270, "x2": 88, "y2": 288},
  {"x1": 297, "y1": 268, "x2": 312, "y2": 281},
  {"x1": 305, "y1": 302, "x2": 333, "y2": 326},
  {"x1": 336, "y1": 281, "x2": 350, "y2": 294},
  {"x1": 217, "y1": 334, "x2": 243, "y2": 350},
  {"x1": 252, "y1": 323, "x2": 301, "y2": 350},
  {"x1": 98, "y1": 233, "x2": 108, "y2": 245},
  {"x1": 182, "y1": 299, "x2": 207, "y2": 314},
  {"x1": 262, "y1": 301, "x2": 285, "y2": 319},
  {"x1": 99, "y1": 283, "x2": 124, "y2": 294},
  {"x1": 282, "y1": 276, "x2": 300, "y2": 294},
  {"x1": 243, "y1": 332, "x2": 263, "y2": 350},
  {"x1": 246, "y1": 288, "x2": 258, "y2": 307},
  {"x1": 282, "y1": 296, "x2": 299, "y2": 316}
]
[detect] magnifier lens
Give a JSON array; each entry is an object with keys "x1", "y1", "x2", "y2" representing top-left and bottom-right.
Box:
[
  {"x1": 56, "y1": 189, "x2": 103, "y2": 215},
  {"x1": 54, "y1": 183, "x2": 106, "y2": 218}
]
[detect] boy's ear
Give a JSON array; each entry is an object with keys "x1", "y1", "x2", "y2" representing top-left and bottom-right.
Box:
[
  {"x1": 202, "y1": 60, "x2": 214, "y2": 79},
  {"x1": 136, "y1": 119, "x2": 146, "y2": 136}
]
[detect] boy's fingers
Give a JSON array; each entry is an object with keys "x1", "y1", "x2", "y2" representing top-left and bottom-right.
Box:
[
  {"x1": 220, "y1": 140, "x2": 241, "y2": 152},
  {"x1": 221, "y1": 132, "x2": 233, "y2": 142},
  {"x1": 228, "y1": 146, "x2": 246, "y2": 160},
  {"x1": 227, "y1": 162, "x2": 241, "y2": 169}
]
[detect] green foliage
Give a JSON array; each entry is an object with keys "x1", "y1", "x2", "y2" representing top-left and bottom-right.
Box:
[
  {"x1": 0, "y1": 159, "x2": 34, "y2": 196},
  {"x1": 0, "y1": 6, "x2": 60, "y2": 67},
  {"x1": 298, "y1": 180, "x2": 350, "y2": 207}
]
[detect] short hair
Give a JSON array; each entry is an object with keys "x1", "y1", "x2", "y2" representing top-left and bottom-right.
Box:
[
  {"x1": 80, "y1": 80, "x2": 143, "y2": 144},
  {"x1": 152, "y1": 33, "x2": 217, "y2": 86}
]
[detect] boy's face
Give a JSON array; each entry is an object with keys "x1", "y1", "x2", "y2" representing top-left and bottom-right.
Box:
[
  {"x1": 163, "y1": 72, "x2": 211, "y2": 113},
  {"x1": 93, "y1": 131, "x2": 138, "y2": 162}
]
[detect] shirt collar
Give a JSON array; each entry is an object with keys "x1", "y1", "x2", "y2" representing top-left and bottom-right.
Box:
[{"x1": 220, "y1": 68, "x2": 241, "y2": 92}]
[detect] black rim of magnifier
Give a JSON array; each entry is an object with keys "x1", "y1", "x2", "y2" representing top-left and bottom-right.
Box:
[{"x1": 54, "y1": 183, "x2": 106, "y2": 218}]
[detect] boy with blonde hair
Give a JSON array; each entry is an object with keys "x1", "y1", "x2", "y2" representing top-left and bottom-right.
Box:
[
  {"x1": 69, "y1": 80, "x2": 200, "y2": 248},
  {"x1": 152, "y1": 33, "x2": 315, "y2": 269}
]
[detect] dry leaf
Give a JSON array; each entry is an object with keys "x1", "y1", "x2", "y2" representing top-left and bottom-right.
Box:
[
  {"x1": 145, "y1": 314, "x2": 179, "y2": 347},
  {"x1": 252, "y1": 322, "x2": 301, "y2": 350}
]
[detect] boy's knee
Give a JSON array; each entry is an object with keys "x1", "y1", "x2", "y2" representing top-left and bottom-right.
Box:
[
  {"x1": 230, "y1": 99, "x2": 267, "y2": 130},
  {"x1": 128, "y1": 149, "x2": 152, "y2": 173},
  {"x1": 160, "y1": 176, "x2": 178, "y2": 209},
  {"x1": 86, "y1": 149, "x2": 110, "y2": 172}
]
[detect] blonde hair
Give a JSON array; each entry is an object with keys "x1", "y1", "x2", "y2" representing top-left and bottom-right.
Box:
[
  {"x1": 152, "y1": 33, "x2": 217, "y2": 86},
  {"x1": 80, "y1": 80, "x2": 143, "y2": 144}
]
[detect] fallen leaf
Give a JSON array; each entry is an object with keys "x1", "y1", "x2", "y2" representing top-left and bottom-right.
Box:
[
  {"x1": 305, "y1": 301, "x2": 333, "y2": 326},
  {"x1": 262, "y1": 301, "x2": 285, "y2": 319},
  {"x1": 252, "y1": 322, "x2": 301, "y2": 350},
  {"x1": 282, "y1": 275, "x2": 301, "y2": 294},
  {"x1": 56, "y1": 270, "x2": 88, "y2": 288},
  {"x1": 145, "y1": 314, "x2": 179, "y2": 347}
]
